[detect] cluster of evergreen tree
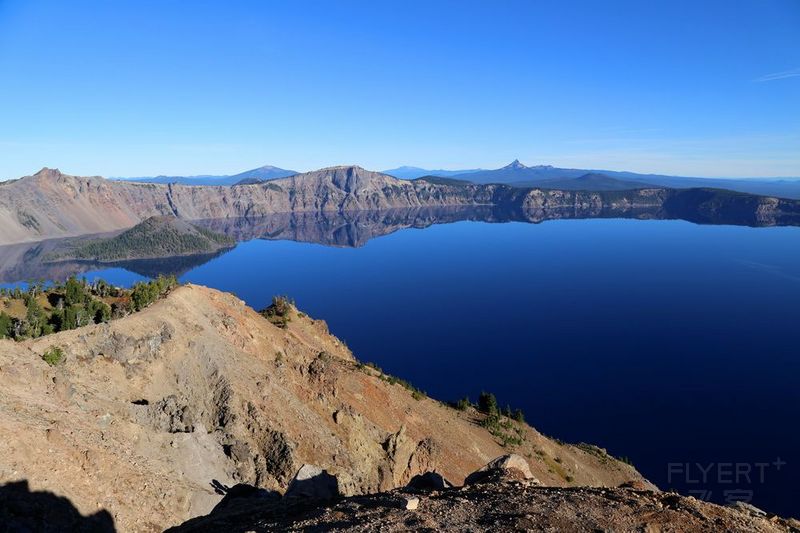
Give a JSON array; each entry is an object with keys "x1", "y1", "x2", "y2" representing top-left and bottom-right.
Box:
[
  {"x1": 474, "y1": 391, "x2": 527, "y2": 447},
  {"x1": 0, "y1": 275, "x2": 178, "y2": 341},
  {"x1": 129, "y1": 275, "x2": 178, "y2": 311},
  {"x1": 0, "y1": 311, "x2": 12, "y2": 339},
  {"x1": 453, "y1": 391, "x2": 526, "y2": 423},
  {"x1": 68, "y1": 217, "x2": 233, "y2": 261}
]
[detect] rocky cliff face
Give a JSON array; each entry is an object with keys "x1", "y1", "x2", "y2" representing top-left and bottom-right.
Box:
[
  {"x1": 0, "y1": 285, "x2": 648, "y2": 531},
  {"x1": 0, "y1": 166, "x2": 501, "y2": 244},
  {"x1": 3, "y1": 167, "x2": 798, "y2": 246}
]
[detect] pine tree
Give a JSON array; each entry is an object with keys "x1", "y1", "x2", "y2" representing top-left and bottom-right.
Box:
[
  {"x1": 478, "y1": 391, "x2": 498, "y2": 415},
  {"x1": 0, "y1": 311, "x2": 12, "y2": 339}
]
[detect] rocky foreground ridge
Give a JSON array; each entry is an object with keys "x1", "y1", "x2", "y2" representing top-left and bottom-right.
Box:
[
  {"x1": 0, "y1": 284, "x2": 648, "y2": 531},
  {"x1": 171, "y1": 463, "x2": 798, "y2": 532},
  {"x1": 2, "y1": 166, "x2": 799, "y2": 245}
]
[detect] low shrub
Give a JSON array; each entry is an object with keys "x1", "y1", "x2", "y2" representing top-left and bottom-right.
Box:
[
  {"x1": 42, "y1": 346, "x2": 64, "y2": 366},
  {"x1": 260, "y1": 295, "x2": 294, "y2": 328},
  {"x1": 455, "y1": 396, "x2": 471, "y2": 411}
]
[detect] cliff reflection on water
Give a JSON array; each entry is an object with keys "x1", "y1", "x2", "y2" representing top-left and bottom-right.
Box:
[{"x1": 0, "y1": 202, "x2": 793, "y2": 284}]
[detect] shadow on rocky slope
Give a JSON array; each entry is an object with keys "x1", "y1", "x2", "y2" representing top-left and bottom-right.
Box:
[
  {"x1": 168, "y1": 456, "x2": 798, "y2": 532},
  {"x1": 0, "y1": 480, "x2": 115, "y2": 532}
]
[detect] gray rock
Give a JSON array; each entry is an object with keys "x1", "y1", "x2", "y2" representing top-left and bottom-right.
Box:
[
  {"x1": 464, "y1": 454, "x2": 540, "y2": 485},
  {"x1": 284, "y1": 464, "x2": 340, "y2": 501},
  {"x1": 131, "y1": 394, "x2": 194, "y2": 433},
  {"x1": 404, "y1": 496, "x2": 419, "y2": 510},
  {"x1": 729, "y1": 501, "x2": 767, "y2": 517},
  {"x1": 262, "y1": 430, "x2": 295, "y2": 484}
]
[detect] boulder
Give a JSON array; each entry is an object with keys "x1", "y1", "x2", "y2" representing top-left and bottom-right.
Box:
[
  {"x1": 403, "y1": 496, "x2": 420, "y2": 510},
  {"x1": 618, "y1": 480, "x2": 649, "y2": 491},
  {"x1": 284, "y1": 464, "x2": 340, "y2": 501},
  {"x1": 729, "y1": 501, "x2": 767, "y2": 518},
  {"x1": 406, "y1": 471, "x2": 451, "y2": 491},
  {"x1": 464, "y1": 454, "x2": 540, "y2": 485}
]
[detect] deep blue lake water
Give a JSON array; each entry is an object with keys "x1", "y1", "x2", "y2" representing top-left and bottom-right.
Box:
[{"x1": 5, "y1": 216, "x2": 800, "y2": 515}]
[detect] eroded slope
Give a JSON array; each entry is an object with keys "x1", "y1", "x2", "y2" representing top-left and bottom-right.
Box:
[{"x1": 0, "y1": 285, "x2": 645, "y2": 531}]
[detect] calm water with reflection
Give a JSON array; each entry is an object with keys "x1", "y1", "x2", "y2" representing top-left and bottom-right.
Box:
[{"x1": 2, "y1": 213, "x2": 799, "y2": 514}]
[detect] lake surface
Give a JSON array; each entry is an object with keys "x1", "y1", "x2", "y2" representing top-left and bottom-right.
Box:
[{"x1": 3, "y1": 214, "x2": 799, "y2": 515}]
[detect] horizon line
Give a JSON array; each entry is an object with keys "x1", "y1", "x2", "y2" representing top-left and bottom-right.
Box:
[{"x1": 9, "y1": 163, "x2": 800, "y2": 182}]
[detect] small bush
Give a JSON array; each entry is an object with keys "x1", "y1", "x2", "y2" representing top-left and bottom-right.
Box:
[
  {"x1": 576, "y1": 443, "x2": 611, "y2": 463},
  {"x1": 260, "y1": 296, "x2": 294, "y2": 328},
  {"x1": 42, "y1": 346, "x2": 64, "y2": 366},
  {"x1": 455, "y1": 396, "x2": 471, "y2": 411}
]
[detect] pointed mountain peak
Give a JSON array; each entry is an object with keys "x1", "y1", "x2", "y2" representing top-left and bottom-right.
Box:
[
  {"x1": 27, "y1": 167, "x2": 66, "y2": 182},
  {"x1": 503, "y1": 159, "x2": 527, "y2": 170},
  {"x1": 34, "y1": 167, "x2": 63, "y2": 178}
]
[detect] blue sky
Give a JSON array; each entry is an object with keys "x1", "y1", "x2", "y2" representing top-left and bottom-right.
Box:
[{"x1": 0, "y1": 0, "x2": 798, "y2": 179}]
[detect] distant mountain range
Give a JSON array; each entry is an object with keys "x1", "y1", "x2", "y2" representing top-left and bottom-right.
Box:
[
  {"x1": 112, "y1": 161, "x2": 800, "y2": 198},
  {"x1": 533, "y1": 173, "x2": 655, "y2": 191},
  {"x1": 115, "y1": 165, "x2": 297, "y2": 186},
  {"x1": 404, "y1": 160, "x2": 800, "y2": 198},
  {"x1": 381, "y1": 166, "x2": 484, "y2": 179}
]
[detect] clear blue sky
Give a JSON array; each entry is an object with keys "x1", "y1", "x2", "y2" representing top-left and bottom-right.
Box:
[{"x1": 0, "y1": 0, "x2": 798, "y2": 179}]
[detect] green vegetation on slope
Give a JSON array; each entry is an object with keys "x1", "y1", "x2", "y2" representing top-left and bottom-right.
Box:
[
  {"x1": 259, "y1": 295, "x2": 294, "y2": 328},
  {"x1": 355, "y1": 361, "x2": 428, "y2": 400},
  {"x1": 65, "y1": 216, "x2": 235, "y2": 262},
  {"x1": 0, "y1": 275, "x2": 178, "y2": 341},
  {"x1": 475, "y1": 391, "x2": 527, "y2": 447},
  {"x1": 448, "y1": 391, "x2": 528, "y2": 448}
]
